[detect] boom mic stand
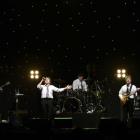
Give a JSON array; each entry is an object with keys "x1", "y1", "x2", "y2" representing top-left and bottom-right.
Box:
[{"x1": 94, "y1": 80, "x2": 105, "y2": 112}]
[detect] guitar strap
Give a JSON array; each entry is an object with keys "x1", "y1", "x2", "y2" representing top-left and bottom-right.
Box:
[{"x1": 127, "y1": 84, "x2": 133, "y2": 95}]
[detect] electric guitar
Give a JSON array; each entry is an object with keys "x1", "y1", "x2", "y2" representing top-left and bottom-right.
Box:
[
  {"x1": 120, "y1": 88, "x2": 140, "y2": 105},
  {"x1": 120, "y1": 93, "x2": 133, "y2": 105}
]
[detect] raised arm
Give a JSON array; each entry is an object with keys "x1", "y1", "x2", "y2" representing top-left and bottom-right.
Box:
[
  {"x1": 53, "y1": 85, "x2": 72, "y2": 92},
  {"x1": 37, "y1": 77, "x2": 45, "y2": 89}
]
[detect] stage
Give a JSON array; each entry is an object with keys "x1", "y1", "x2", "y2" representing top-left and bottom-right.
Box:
[{"x1": 1, "y1": 111, "x2": 140, "y2": 139}]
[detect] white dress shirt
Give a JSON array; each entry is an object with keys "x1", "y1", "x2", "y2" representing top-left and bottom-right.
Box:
[
  {"x1": 37, "y1": 84, "x2": 65, "y2": 99},
  {"x1": 119, "y1": 84, "x2": 137, "y2": 99},
  {"x1": 72, "y1": 79, "x2": 88, "y2": 92}
]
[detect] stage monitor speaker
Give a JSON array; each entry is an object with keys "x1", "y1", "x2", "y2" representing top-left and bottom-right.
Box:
[
  {"x1": 22, "y1": 118, "x2": 51, "y2": 131},
  {"x1": 99, "y1": 117, "x2": 121, "y2": 134},
  {"x1": 53, "y1": 117, "x2": 72, "y2": 128},
  {"x1": 72, "y1": 113, "x2": 100, "y2": 128},
  {"x1": 99, "y1": 117, "x2": 122, "y2": 133}
]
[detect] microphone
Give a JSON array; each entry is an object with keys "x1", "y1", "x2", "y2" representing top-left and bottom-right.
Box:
[{"x1": 42, "y1": 77, "x2": 46, "y2": 80}]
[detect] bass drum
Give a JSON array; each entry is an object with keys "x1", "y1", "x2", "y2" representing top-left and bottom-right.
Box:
[{"x1": 62, "y1": 97, "x2": 82, "y2": 113}]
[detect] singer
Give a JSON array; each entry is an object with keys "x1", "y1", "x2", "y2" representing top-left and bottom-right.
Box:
[{"x1": 37, "y1": 76, "x2": 71, "y2": 119}]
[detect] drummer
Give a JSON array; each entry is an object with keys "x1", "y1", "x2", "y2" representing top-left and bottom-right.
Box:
[
  {"x1": 72, "y1": 73, "x2": 88, "y2": 113},
  {"x1": 72, "y1": 73, "x2": 88, "y2": 92}
]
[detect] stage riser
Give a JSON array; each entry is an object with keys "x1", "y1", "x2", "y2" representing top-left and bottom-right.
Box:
[
  {"x1": 1, "y1": 117, "x2": 140, "y2": 131},
  {"x1": 53, "y1": 114, "x2": 121, "y2": 129}
]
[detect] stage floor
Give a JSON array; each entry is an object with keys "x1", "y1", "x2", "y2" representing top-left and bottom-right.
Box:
[{"x1": 1, "y1": 111, "x2": 140, "y2": 138}]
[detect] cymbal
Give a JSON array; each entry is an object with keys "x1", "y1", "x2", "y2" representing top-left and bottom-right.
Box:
[{"x1": 15, "y1": 93, "x2": 24, "y2": 96}]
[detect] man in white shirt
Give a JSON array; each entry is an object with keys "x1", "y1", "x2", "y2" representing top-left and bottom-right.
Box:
[
  {"x1": 37, "y1": 76, "x2": 71, "y2": 119},
  {"x1": 72, "y1": 73, "x2": 88, "y2": 113},
  {"x1": 119, "y1": 75, "x2": 139, "y2": 126},
  {"x1": 72, "y1": 73, "x2": 88, "y2": 92}
]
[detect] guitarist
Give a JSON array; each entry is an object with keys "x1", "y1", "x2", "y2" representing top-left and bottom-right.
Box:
[{"x1": 119, "y1": 75, "x2": 140, "y2": 126}]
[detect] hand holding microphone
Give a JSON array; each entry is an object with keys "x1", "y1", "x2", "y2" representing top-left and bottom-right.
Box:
[{"x1": 42, "y1": 77, "x2": 46, "y2": 81}]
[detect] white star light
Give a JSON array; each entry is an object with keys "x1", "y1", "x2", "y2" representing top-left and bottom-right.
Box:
[
  {"x1": 117, "y1": 15, "x2": 121, "y2": 19},
  {"x1": 132, "y1": 28, "x2": 136, "y2": 32},
  {"x1": 77, "y1": 12, "x2": 80, "y2": 15},
  {"x1": 113, "y1": 47, "x2": 116, "y2": 51},
  {"x1": 57, "y1": 11, "x2": 60, "y2": 14},
  {"x1": 124, "y1": 2, "x2": 127, "y2": 6},
  {"x1": 17, "y1": 14, "x2": 21, "y2": 17},
  {"x1": 65, "y1": 1, "x2": 69, "y2": 5},
  {"x1": 107, "y1": 25, "x2": 111, "y2": 29},
  {"x1": 69, "y1": 17, "x2": 73, "y2": 20},
  {"x1": 82, "y1": 45, "x2": 86, "y2": 49},
  {"x1": 133, "y1": 1, "x2": 136, "y2": 4},
  {"x1": 44, "y1": 2, "x2": 48, "y2": 6},
  {"x1": 12, "y1": 30, "x2": 16, "y2": 33},
  {"x1": 91, "y1": 35, "x2": 95, "y2": 39},
  {"x1": 136, "y1": 19, "x2": 140, "y2": 22},
  {"x1": 132, "y1": 12, "x2": 136, "y2": 16},
  {"x1": 19, "y1": 24, "x2": 22, "y2": 27},
  {"x1": 108, "y1": 17, "x2": 112, "y2": 21}
]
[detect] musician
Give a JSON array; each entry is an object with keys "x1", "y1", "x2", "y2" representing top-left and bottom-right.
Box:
[
  {"x1": 72, "y1": 73, "x2": 88, "y2": 92},
  {"x1": 72, "y1": 73, "x2": 88, "y2": 113},
  {"x1": 37, "y1": 76, "x2": 71, "y2": 119},
  {"x1": 119, "y1": 75, "x2": 139, "y2": 126}
]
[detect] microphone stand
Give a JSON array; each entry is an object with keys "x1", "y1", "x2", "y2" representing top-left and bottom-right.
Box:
[{"x1": 94, "y1": 80, "x2": 104, "y2": 112}]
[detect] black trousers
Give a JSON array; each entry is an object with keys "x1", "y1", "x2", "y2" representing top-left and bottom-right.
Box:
[
  {"x1": 41, "y1": 98, "x2": 54, "y2": 119},
  {"x1": 120, "y1": 98, "x2": 134, "y2": 124},
  {"x1": 75, "y1": 92, "x2": 86, "y2": 113}
]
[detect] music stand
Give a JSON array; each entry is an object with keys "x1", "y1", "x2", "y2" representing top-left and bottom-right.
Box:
[{"x1": 15, "y1": 89, "x2": 24, "y2": 114}]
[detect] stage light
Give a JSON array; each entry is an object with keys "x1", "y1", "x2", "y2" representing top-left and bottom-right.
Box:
[
  {"x1": 30, "y1": 75, "x2": 34, "y2": 79},
  {"x1": 122, "y1": 74, "x2": 126, "y2": 78},
  {"x1": 30, "y1": 70, "x2": 39, "y2": 79},
  {"x1": 117, "y1": 74, "x2": 121, "y2": 78},
  {"x1": 122, "y1": 69, "x2": 126, "y2": 74},
  {"x1": 117, "y1": 69, "x2": 121, "y2": 74},
  {"x1": 35, "y1": 75, "x2": 39, "y2": 79},
  {"x1": 35, "y1": 70, "x2": 39, "y2": 74},
  {"x1": 116, "y1": 69, "x2": 127, "y2": 79},
  {"x1": 30, "y1": 70, "x2": 34, "y2": 74}
]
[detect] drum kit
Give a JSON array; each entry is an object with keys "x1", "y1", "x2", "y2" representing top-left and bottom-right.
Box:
[{"x1": 54, "y1": 80, "x2": 106, "y2": 114}]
